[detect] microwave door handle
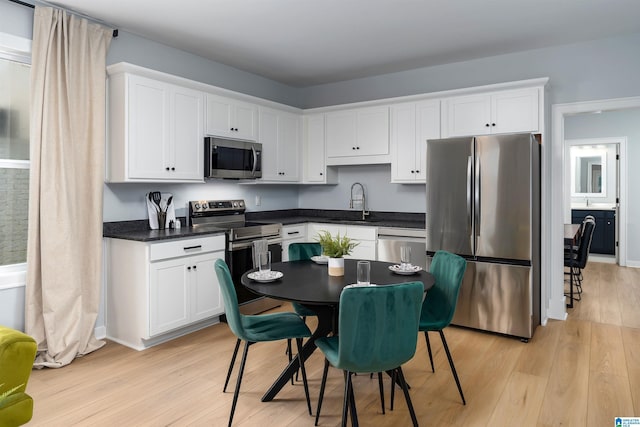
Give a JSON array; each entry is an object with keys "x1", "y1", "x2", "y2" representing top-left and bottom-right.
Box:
[{"x1": 251, "y1": 146, "x2": 257, "y2": 176}]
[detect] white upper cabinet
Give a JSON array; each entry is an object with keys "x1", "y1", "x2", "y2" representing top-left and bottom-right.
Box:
[
  {"x1": 442, "y1": 87, "x2": 539, "y2": 138},
  {"x1": 390, "y1": 100, "x2": 440, "y2": 183},
  {"x1": 326, "y1": 106, "x2": 390, "y2": 165},
  {"x1": 107, "y1": 71, "x2": 204, "y2": 183},
  {"x1": 205, "y1": 93, "x2": 258, "y2": 141},
  {"x1": 259, "y1": 107, "x2": 300, "y2": 182},
  {"x1": 303, "y1": 114, "x2": 338, "y2": 184}
]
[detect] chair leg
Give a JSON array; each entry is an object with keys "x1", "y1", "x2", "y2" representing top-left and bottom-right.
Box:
[
  {"x1": 424, "y1": 331, "x2": 435, "y2": 372},
  {"x1": 439, "y1": 330, "x2": 466, "y2": 405},
  {"x1": 286, "y1": 339, "x2": 295, "y2": 385},
  {"x1": 228, "y1": 340, "x2": 251, "y2": 427},
  {"x1": 377, "y1": 372, "x2": 385, "y2": 414},
  {"x1": 390, "y1": 369, "x2": 396, "y2": 410},
  {"x1": 395, "y1": 366, "x2": 419, "y2": 427},
  {"x1": 342, "y1": 371, "x2": 350, "y2": 427},
  {"x1": 342, "y1": 371, "x2": 358, "y2": 427},
  {"x1": 224, "y1": 338, "x2": 241, "y2": 393},
  {"x1": 315, "y1": 359, "x2": 330, "y2": 426},
  {"x1": 296, "y1": 338, "x2": 312, "y2": 416}
]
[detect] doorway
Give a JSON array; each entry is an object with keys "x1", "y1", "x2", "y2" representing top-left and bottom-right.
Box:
[
  {"x1": 548, "y1": 96, "x2": 640, "y2": 321},
  {"x1": 563, "y1": 137, "x2": 625, "y2": 265}
]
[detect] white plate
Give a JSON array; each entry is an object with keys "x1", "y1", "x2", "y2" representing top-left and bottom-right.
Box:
[
  {"x1": 311, "y1": 255, "x2": 329, "y2": 264},
  {"x1": 389, "y1": 264, "x2": 422, "y2": 275},
  {"x1": 247, "y1": 271, "x2": 284, "y2": 283}
]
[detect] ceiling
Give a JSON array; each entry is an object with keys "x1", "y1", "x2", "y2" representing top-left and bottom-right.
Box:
[{"x1": 49, "y1": 0, "x2": 640, "y2": 87}]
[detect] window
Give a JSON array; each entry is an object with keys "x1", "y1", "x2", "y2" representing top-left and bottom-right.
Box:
[{"x1": 0, "y1": 33, "x2": 30, "y2": 277}]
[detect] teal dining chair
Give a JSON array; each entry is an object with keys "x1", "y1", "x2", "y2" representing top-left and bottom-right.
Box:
[
  {"x1": 287, "y1": 242, "x2": 322, "y2": 319},
  {"x1": 418, "y1": 250, "x2": 467, "y2": 405},
  {"x1": 314, "y1": 281, "x2": 424, "y2": 427},
  {"x1": 214, "y1": 259, "x2": 313, "y2": 427}
]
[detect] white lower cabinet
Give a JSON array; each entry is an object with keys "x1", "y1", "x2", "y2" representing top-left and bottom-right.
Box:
[
  {"x1": 307, "y1": 223, "x2": 377, "y2": 260},
  {"x1": 106, "y1": 234, "x2": 226, "y2": 350},
  {"x1": 281, "y1": 224, "x2": 308, "y2": 261}
]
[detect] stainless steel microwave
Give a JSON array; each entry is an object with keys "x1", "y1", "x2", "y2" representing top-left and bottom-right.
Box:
[{"x1": 204, "y1": 137, "x2": 262, "y2": 179}]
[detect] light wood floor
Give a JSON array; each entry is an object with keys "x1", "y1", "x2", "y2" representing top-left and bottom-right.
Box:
[{"x1": 27, "y1": 262, "x2": 640, "y2": 426}]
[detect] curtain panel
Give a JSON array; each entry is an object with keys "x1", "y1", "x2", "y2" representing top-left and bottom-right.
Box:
[{"x1": 26, "y1": 6, "x2": 112, "y2": 367}]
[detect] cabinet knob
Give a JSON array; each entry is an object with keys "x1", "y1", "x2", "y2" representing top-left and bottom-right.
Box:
[
  {"x1": 356, "y1": 146, "x2": 360, "y2": 150},
  {"x1": 319, "y1": 172, "x2": 323, "y2": 176},
  {"x1": 171, "y1": 167, "x2": 175, "y2": 171},
  {"x1": 491, "y1": 123, "x2": 496, "y2": 127},
  {"x1": 411, "y1": 170, "x2": 415, "y2": 173},
  {"x1": 187, "y1": 266, "x2": 191, "y2": 270},
  {"x1": 485, "y1": 123, "x2": 490, "y2": 127},
  {"x1": 166, "y1": 167, "x2": 170, "y2": 171},
  {"x1": 352, "y1": 147, "x2": 356, "y2": 150},
  {"x1": 416, "y1": 170, "x2": 419, "y2": 173},
  {"x1": 193, "y1": 265, "x2": 197, "y2": 270}
]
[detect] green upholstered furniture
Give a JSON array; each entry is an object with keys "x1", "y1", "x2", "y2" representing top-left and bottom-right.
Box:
[
  {"x1": 287, "y1": 242, "x2": 322, "y2": 318},
  {"x1": 314, "y1": 282, "x2": 424, "y2": 427},
  {"x1": 214, "y1": 259, "x2": 312, "y2": 427},
  {"x1": 0, "y1": 326, "x2": 37, "y2": 427},
  {"x1": 419, "y1": 250, "x2": 467, "y2": 405}
]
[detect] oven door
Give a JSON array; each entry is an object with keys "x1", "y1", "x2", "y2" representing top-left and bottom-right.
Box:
[
  {"x1": 205, "y1": 137, "x2": 262, "y2": 179},
  {"x1": 227, "y1": 238, "x2": 282, "y2": 315}
]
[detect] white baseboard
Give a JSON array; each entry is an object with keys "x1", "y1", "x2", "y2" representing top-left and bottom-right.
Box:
[
  {"x1": 94, "y1": 325, "x2": 107, "y2": 340},
  {"x1": 626, "y1": 260, "x2": 640, "y2": 268}
]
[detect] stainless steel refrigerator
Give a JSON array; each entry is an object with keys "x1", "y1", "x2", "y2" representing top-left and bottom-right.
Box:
[{"x1": 425, "y1": 133, "x2": 541, "y2": 339}]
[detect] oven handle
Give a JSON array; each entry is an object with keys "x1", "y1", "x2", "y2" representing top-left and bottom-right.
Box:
[{"x1": 229, "y1": 238, "x2": 283, "y2": 251}]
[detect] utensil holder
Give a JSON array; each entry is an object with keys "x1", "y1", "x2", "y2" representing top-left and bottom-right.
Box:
[{"x1": 157, "y1": 212, "x2": 167, "y2": 229}]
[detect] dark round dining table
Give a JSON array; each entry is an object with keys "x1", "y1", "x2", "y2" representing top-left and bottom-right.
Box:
[{"x1": 241, "y1": 258, "x2": 435, "y2": 402}]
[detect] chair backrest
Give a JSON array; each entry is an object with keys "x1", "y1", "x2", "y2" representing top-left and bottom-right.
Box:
[
  {"x1": 214, "y1": 259, "x2": 248, "y2": 341},
  {"x1": 336, "y1": 282, "x2": 424, "y2": 373},
  {"x1": 422, "y1": 250, "x2": 467, "y2": 327},
  {"x1": 288, "y1": 242, "x2": 322, "y2": 261},
  {"x1": 575, "y1": 220, "x2": 595, "y2": 268}
]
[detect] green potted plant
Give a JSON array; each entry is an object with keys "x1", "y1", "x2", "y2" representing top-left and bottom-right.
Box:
[{"x1": 315, "y1": 230, "x2": 358, "y2": 276}]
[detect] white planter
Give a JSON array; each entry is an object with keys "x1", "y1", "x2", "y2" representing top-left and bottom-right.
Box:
[{"x1": 328, "y1": 257, "x2": 345, "y2": 276}]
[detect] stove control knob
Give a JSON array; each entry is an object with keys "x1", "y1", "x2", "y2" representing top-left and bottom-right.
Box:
[
  {"x1": 202, "y1": 203, "x2": 208, "y2": 209},
  {"x1": 194, "y1": 203, "x2": 201, "y2": 210},
  {"x1": 238, "y1": 201, "x2": 244, "y2": 207},
  {"x1": 233, "y1": 201, "x2": 238, "y2": 207}
]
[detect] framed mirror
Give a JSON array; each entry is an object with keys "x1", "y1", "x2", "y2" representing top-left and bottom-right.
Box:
[{"x1": 570, "y1": 146, "x2": 607, "y2": 197}]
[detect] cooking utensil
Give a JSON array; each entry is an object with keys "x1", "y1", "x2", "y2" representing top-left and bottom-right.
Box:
[
  {"x1": 148, "y1": 193, "x2": 159, "y2": 212},
  {"x1": 152, "y1": 191, "x2": 162, "y2": 212},
  {"x1": 165, "y1": 196, "x2": 173, "y2": 213}
]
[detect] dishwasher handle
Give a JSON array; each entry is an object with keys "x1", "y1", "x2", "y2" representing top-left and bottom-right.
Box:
[{"x1": 377, "y1": 235, "x2": 426, "y2": 244}]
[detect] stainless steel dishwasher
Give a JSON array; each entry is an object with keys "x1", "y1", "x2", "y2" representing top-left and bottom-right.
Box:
[{"x1": 376, "y1": 227, "x2": 427, "y2": 269}]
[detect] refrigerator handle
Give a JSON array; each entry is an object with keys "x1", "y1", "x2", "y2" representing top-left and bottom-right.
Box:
[
  {"x1": 475, "y1": 155, "x2": 481, "y2": 237},
  {"x1": 467, "y1": 156, "x2": 473, "y2": 234}
]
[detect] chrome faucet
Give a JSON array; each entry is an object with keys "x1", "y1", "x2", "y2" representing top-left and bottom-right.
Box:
[{"x1": 349, "y1": 182, "x2": 370, "y2": 220}]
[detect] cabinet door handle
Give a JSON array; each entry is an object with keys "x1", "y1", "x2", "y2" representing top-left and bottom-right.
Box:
[
  {"x1": 183, "y1": 245, "x2": 202, "y2": 251},
  {"x1": 287, "y1": 231, "x2": 300, "y2": 235}
]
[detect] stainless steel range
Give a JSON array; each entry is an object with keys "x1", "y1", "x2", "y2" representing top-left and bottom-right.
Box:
[{"x1": 187, "y1": 199, "x2": 283, "y2": 315}]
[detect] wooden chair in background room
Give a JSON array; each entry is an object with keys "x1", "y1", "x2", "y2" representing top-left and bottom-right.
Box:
[
  {"x1": 214, "y1": 259, "x2": 313, "y2": 426},
  {"x1": 314, "y1": 282, "x2": 424, "y2": 427}
]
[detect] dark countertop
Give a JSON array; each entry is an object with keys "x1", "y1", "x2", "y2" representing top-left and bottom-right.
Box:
[
  {"x1": 103, "y1": 219, "x2": 226, "y2": 242},
  {"x1": 104, "y1": 209, "x2": 425, "y2": 242}
]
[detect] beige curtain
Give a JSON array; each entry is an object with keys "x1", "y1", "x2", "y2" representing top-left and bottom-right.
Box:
[{"x1": 25, "y1": 6, "x2": 112, "y2": 368}]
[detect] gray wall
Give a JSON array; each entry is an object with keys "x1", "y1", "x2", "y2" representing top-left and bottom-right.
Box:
[
  {"x1": 299, "y1": 32, "x2": 640, "y2": 108},
  {"x1": 565, "y1": 109, "x2": 640, "y2": 261}
]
